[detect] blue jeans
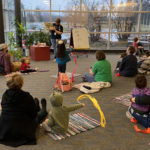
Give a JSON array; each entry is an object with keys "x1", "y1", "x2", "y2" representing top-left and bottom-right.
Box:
[
  {"x1": 129, "y1": 107, "x2": 150, "y2": 128},
  {"x1": 51, "y1": 39, "x2": 58, "y2": 58},
  {"x1": 83, "y1": 73, "x2": 95, "y2": 83}
]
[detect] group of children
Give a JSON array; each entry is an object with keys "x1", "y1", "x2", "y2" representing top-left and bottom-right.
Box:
[
  {"x1": 1, "y1": 36, "x2": 150, "y2": 147},
  {"x1": 43, "y1": 38, "x2": 150, "y2": 133},
  {"x1": 113, "y1": 43, "x2": 150, "y2": 131}
]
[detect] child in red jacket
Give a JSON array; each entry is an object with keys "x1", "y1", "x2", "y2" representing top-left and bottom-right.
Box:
[{"x1": 20, "y1": 58, "x2": 37, "y2": 73}]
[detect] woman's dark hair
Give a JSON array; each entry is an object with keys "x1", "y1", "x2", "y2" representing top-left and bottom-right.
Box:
[
  {"x1": 128, "y1": 46, "x2": 135, "y2": 54},
  {"x1": 135, "y1": 75, "x2": 147, "y2": 89},
  {"x1": 96, "y1": 50, "x2": 106, "y2": 61},
  {"x1": 56, "y1": 43, "x2": 66, "y2": 58},
  {"x1": 134, "y1": 37, "x2": 138, "y2": 42}
]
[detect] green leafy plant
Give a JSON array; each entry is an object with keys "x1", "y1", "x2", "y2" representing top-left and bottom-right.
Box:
[
  {"x1": 15, "y1": 19, "x2": 27, "y2": 47},
  {"x1": 8, "y1": 32, "x2": 23, "y2": 61},
  {"x1": 24, "y1": 33, "x2": 34, "y2": 47},
  {"x1": 24, "y1": 31, "x2": 51, "y2": 47}
]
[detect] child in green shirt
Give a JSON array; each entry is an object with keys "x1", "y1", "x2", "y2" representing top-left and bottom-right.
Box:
[{"x1": 83, "y1": 51, "x2": 112, "y2": 83}]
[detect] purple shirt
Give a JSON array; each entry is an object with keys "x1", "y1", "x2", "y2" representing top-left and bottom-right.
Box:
[{"x1": 132, "y1": 87, "x2": 150, "y2": 113}]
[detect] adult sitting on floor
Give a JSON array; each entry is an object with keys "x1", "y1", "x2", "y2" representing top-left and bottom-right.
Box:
[
  {"x1": 83, "y1": 50, "x2": 112, "y2": 83},
  {"x1": 0, "y1": 43, "x2": 13, "y2": 75},
  {"x1": 118, "y1": 46, "x2": 137, "y2": 77},
  {"x1": 0, "y1": 73, "x2": 48, "y2": 147}
]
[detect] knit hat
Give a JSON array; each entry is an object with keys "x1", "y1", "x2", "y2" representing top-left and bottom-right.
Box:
[
  {"x1": 0, "y1": 44, "x2": 8, "y2": 51},
  {"x1": 50, "y1": 92, "x2": 63, "y2": 107}
]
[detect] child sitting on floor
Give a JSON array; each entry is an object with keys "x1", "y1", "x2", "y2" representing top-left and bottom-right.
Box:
[
  {"x1": 131, "y1": 75, "x2": 150, "y2": 115},
  {"x1": 126, "y1": 75, "x2": 150, "y2": 123},
  {"x1": 20, "y1": 58, "x2": 37, "y2": 73},
  {"x1": 42, "y1": 92, "x2": 85, "y2": 134},
  {"x1": 83, "y1": 50, "x2": 112, "y2": 83},
  {"x1": 118, "y1": 46, "x2": 137, "y2": 77},
  {"x1": 56, "y1": 40, "x2": 73, "y2": 74}
]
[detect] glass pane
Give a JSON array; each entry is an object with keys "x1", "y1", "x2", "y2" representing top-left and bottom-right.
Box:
[
  {"x1": 82, "y1": 0, "x2": 110, "y2": 11},
  {"x1": 2, "y1": 0, "x2": 16, "y2": 42},
  {"x1": 140, "y1": 13, "x2": 150, "y2": 32},
  {"x1": 110, "y1": 33, "x2": 150, "y2": 50},
  {"x1": 52, "y1": 12, "x2": 82, "y2": 32},
  {"x1": 111, "y1": 13, "x2": 139, "y2": 32},
  {"x1": 112, "y1": 0, "x2": 140, "y2": 11},
  {"x1": 88, "y1": 13, "x2": 109, "y2": 32},
  {"x1": 51, "y1": 0, "x2": 80, "y2": 11},
  {"x1": 24, "y1": 12, "x2": 50, "y2": 30},
  {"x1": 110, "y1": 33, "x2": 128, "y2": 48},
  {"x1": 142, "y1": 0, "x2": 150, "y2": 11},
  {"x1": 3, "y1": 0, "x2": 15, "y2": 10},
  {"x1": 21, "y1": 0, "x2": 49, "y2": 10},
  {"x1": 90, "y1": 33, "x2": 107, "y2": 49}
]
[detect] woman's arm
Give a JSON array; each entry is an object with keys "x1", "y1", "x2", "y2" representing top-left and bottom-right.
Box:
[
  {"x1": 119, "y1": 57, "x2": 126, "y2": 71},
  {"x1": 54, "y1": 26, "x2": 63, "y2": 35},
  {"x1": 25, "y1": 93, "x2": 37, "y2": 119},
  {"x1": 66, "y1": 48, "x2": 73, "y2": 55},
  {"x1": 89, "y1": 68, "x2": 94, "y2": 76},
  {"x1": 4, "y1": 54, "x2": 12, "y2": 74}
]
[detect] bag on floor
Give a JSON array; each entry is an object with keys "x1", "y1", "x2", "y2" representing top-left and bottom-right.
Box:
[
  {"x1": 80, "y1": 82, "x2": 111, "y2": 94},
  {"x1": 54, "y1": 73, "x2": 72, "y2": 92}
]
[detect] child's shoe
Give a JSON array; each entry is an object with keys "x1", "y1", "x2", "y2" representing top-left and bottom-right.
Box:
[
  {"x1": 130, "y1": 118, "x2": 138, "y2": 123},
  {"x1": 116, "y1": 72, "x2": 120, "y2": 77}
]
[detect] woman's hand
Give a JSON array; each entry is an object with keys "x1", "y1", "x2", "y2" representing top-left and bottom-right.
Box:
[{"x1": 89, "y1": 68, "x2": 93, "y2": 75}]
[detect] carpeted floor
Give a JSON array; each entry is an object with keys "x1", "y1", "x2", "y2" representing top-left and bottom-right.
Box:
[{"x1": 0, "y1": 53, "x2": 150, "y2": 150}]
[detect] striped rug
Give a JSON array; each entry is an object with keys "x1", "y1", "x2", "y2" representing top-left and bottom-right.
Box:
[
  {"x1": 47, "y1": 113, "x2": 100, "y2": 140},
  {"x1": 113, "y1": 93, "x2": 132, "y2": 106}
]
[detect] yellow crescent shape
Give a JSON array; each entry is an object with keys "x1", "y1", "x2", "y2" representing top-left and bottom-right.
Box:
[{"x1": 77, "y1": 94, "x2": 106, "y2": 128}]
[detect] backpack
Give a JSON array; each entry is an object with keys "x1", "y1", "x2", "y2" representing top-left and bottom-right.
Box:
[{"x1": 54, "y1": 73, "x2": 72, "y2": 92}]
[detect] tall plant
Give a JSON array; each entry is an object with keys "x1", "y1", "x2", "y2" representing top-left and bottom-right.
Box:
[
  {"x1": 8, "y1": 32, "x2": 23, "y2": 61},
  {"x1": 15, "y1": 19, "x2": 27, "y2": 47}
]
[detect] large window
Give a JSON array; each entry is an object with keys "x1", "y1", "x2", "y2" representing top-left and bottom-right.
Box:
[
  {"x1": 21, "y1": 0, "x2": 150, "y2": 49},
  {"x1": 2, "y1": 0, "x2": 16, "y2": 43}
]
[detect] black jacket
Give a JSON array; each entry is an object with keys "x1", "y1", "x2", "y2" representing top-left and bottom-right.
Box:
[
  {"x1": 119, "y1": 54, "x2": 137, "y2": 77},
  {"x1": 0, "y1": 89, "x2": 38, "y2": 147},
  {"x1": 135, "y1": 95, "x2": 150, "y2": 105}
]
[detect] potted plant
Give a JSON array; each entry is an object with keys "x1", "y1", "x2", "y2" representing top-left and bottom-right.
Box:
[{"x1": 8, "y1": 32, "x2": 23, "y2": 62}]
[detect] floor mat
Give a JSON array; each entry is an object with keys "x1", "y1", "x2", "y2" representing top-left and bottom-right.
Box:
[
  {"x1": 50, "y1": 72, "x2": 81, "y2": 78},
  {"x1": 113, "y1": 93, "x2": 132, "y2": 106},
  {"x1": 47, "y1": 113, "x2": 100, "y2": 141}
]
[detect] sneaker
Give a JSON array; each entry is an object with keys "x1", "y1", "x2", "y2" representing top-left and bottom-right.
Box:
[{"x1": 130, "y1": 118, "x2": 138, "y2": 123}]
